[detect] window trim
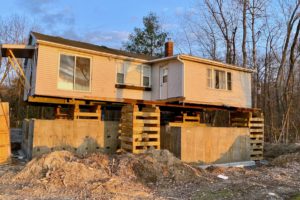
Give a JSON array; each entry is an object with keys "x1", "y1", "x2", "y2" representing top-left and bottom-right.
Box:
[
  {"x1": 207, "y1": 68, "x2": 232, "y2": 91},
  {"x1": 57, "y1": 52, "x2": 92, "y2": 92}
]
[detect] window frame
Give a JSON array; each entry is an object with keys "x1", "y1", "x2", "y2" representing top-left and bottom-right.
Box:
[
  {"x1": 57, "y1": 52, "x2": 92, "y2": 92},
  {"x1": 115, "y1": 62, "x2": 151, "y2": 88},
  {"x1": 207, "y1": 68, "x2": 232, "y2": 91}
]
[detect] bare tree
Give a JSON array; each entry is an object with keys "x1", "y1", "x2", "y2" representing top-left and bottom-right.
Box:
[{"x1": 242, "y1": 0, "x2": 248, "y2": 67}]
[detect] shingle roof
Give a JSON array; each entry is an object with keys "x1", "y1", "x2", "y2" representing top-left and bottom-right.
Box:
[{"x1": 31, "y1": 32, "x2": 156, "y2": 61}]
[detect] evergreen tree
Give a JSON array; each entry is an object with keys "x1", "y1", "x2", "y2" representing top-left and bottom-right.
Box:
[{"x1": 124, "y1": 12, "x2": 168, "y2": 57}]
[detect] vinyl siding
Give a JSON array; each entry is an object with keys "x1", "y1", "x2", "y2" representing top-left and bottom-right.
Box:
[
  {"x1": 34, "y1": 44, "x2": 151, "y2": 100},
  {"x1": 151, "y1": 60, "x2": 183, "y2": 100}
]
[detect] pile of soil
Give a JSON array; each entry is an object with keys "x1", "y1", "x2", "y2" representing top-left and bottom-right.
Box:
[
  {"x1": 271, "y1": 152, "x2": 300, "y2": 167},
  {"x1": 8, "y1": 150, "x2": 200, "y2": 199},
  {"x1": 264, "y1": 143, "x2": 300, "y2": 160}
]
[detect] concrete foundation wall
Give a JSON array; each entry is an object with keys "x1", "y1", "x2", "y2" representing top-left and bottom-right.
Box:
[
  {"x1": 161, "y1": 126, "x2": 251, "y2": 164},
  {"x1": 22, "y1": 119, "x2": 119, "y2": 159}
]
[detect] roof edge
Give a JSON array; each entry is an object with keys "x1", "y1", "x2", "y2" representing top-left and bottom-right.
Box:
[
  {"x1": 36, "y1": 40, "x2": 149, "y2": 63},
  {"x1": 148, "y1": 54, "x2": 256, "y2": 73}
]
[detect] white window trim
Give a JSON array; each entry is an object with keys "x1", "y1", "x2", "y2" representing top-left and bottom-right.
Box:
[
  {"x1": 57, "y1": 52, "x2": 92, "y2": 92},
  {"x1": 207, "y1": 68, "x2": 232, "y2": 91}
]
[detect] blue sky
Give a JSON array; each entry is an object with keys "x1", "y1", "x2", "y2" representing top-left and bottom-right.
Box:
[{"x1": 0, "y1": 0, "x2": 195, "y2": 48}]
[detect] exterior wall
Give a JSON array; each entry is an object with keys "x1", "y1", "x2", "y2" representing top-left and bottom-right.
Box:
[
  {"x1": 151, "y1": 60, "x2": 183, "y2": 100},
  {"x1": 34, "y1": 44, "x2": 151, "y2": 101},
  {"x1": 184, "y1": 60, "x2": 252, "y2": 108}
]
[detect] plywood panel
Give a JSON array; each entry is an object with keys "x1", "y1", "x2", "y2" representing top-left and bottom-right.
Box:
[
  {"x1": 181, "y1": 127, "x2": 250, "y2": 163},
  {"x1": 29, "y1": 119, "x2": 119, "y2": 158},
  {"x1": 0, "y1": 103, "x2": 11, "y2": 164}
]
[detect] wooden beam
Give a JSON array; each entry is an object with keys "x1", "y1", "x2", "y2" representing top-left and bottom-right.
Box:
[{"x1": 27, "y1": 95, "x2": 258, "y2": 112}]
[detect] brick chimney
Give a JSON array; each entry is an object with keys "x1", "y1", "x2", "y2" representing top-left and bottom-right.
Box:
[{"x1": 164, "y1": 38, "x2": 173, "y2": 57}]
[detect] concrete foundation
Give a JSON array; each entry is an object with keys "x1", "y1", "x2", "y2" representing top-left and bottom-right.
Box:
[
  {"x1": 161, "y1": 126, "x2": 251, "y2": 164},
  {"x1": 22, "y1": 119, "x2": 119, "y2": 159}
]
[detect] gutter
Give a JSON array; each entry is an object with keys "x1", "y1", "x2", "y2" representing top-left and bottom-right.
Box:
[{"x1": 176, "y1": 55, "x2": 185, "y2": 98}]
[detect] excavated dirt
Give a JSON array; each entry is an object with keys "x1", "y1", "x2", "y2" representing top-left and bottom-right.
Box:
[{"x1": 0, "y1": 146, "x2": 300, "y2": 200}]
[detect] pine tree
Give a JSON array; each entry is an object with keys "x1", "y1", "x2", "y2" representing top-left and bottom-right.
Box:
[{"x1": 124, "y1": 12, "x2": 168, "y2": 57}]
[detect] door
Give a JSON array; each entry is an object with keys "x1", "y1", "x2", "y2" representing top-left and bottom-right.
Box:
[{"x1": 160, "y1": 66, "x2": 168, "y2": 99}]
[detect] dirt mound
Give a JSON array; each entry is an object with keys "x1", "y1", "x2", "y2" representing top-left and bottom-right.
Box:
[
  {"x1": 11, "y1": 150, "x2": 200, "y2": 198},
  {"x1": 14, "y1": 151, "x2": 110, "y2": 188},
  {"x1": 264, "y1": 143, "x2": 300, "y2": 160},
  {"x1": 271, "y1": 152, "x2": 300, "y2": 167},
  {"x1": 131, "y1": 149, "x2": 199, "y2": 184}
]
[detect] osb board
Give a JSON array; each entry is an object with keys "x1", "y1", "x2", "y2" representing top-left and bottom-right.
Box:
[
  {"x1": 0, "y1": 102, "x2": 11, "y2": 164},
  {"x1": 160, "y1": 126, "x2": 181, "y2": 158},
  {"x1": 30, "y1": 119, "x2": 119, "y2": 158},
  {"x1": 181, "y1": 127, "x2": 251, "y2": 164}
]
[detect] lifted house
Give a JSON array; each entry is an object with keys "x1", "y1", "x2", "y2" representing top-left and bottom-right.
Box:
[{"x1": 0, "y1": 32, "x2": 263, "y2": 164}]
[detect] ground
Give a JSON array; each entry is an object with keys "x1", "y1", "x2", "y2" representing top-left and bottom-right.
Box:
[{"x1": 0, "y1": 143, "x2": 300, "y2": 200}]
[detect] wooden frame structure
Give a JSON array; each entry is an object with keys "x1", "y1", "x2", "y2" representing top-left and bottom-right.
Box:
[
  {"x1": 119, "y1": 104, "x2": 160, "y2": 153},
  {"x1": 230, "y1": 111, "x2": 264, "y2": 161}
]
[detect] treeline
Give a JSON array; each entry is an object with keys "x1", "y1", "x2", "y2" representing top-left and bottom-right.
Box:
[
  {"x1": 174, "y1": 0, "x2": 300, "y2": 143},
  {"x1": 1, "y1": 1, "x2": 300, "y2": 143}
]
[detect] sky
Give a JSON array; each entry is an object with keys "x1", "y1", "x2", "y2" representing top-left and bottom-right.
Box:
[{"x1": 0, "y1": 0, "x2": 195, "y2": 49}]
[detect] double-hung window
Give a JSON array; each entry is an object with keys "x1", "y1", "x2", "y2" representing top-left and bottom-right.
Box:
[
  {"x1": 207, "y1": 68, "x2": 232, "y2": 91},
  {"x1": 116, "y1": 63, "x2": 151, "y2": 87},
  {"x1": 58, "y1": 54, "x2": 91, "y2": 91},
  {"x1": 142, "y1": 65, "x2": 151, "y2": 87}
]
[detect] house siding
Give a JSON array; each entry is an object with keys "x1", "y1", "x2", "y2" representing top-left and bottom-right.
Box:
[
  {"x1": 34, "y1": 44, "x2": 151, "y2": 100},
  {"x1": 184, "y1": 60, "x2": 252, "y2": 108},
  {"x1": 151, "y1": 60, "x2": 183, "y2": 100}
]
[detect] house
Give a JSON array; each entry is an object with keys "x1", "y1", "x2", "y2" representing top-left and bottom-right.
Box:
[
  {"x1": 0, "y1": 32, "x2": 263, "y2": 163},
  {"x1": 5, "y1": 32, "x2": 253, "y2": 109}
]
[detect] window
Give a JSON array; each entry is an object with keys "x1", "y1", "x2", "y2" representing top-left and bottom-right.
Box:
[
  {"x1": 116, "y1": 63, "x2": 151, "y2": 87},
  {"x1": 142, "y1": 65, "x2": 151, "y2": 87},
  {"x1": 227, "y1": 72, "x2": 232, "y2": 90},
  {"x1": 58, "y1": 54, "x2": 91, "y2": 91},
  {"x1": 215, "y1": 70, "x2": 226, "y2": 89},
  {"x1": 162, "y1": 68, "x2": 168, "y2": 83},
  {"x1": 207, "y1": 68, "x2": 232, "y2": 91},
  {"x1": 117, "y1": 64, "x2": 125, "y2": 84},
  {"x1": 207, "y1": 68, "x2": 212, "y2": 88}
]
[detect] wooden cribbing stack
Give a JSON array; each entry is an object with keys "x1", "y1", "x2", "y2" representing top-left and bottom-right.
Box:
[
  {"x1": 169, "y1": 113, "x2": 205, "y2": 127},
  {"x1": 119, "y1": 104, "x2": 160, "y2": 153},
  {"x1": 54, "y1": 104, "x2": 101, "y2": 120},
  {"x1": 230, "y1": 111, "x2": 264, "y2": 161}
]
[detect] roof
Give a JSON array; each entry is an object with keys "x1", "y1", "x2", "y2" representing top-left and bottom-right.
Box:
[
  {"x1": 30, "y1": 32, "x2": 156, "y2": 61},
  {"x1": 30, "y1": 32, "x2": 255, "y2": 73}
]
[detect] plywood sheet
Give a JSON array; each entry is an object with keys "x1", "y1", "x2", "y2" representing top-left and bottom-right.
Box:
[
  {"x1": 29, "y1": 119, "x2": 119, "y2": 158},
  {"x1": 0, "y1": 103, "x2": 11, "y2": 164},
  {"x1": 181, "y1": 127, "x2": 250, "y2": 163}
]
